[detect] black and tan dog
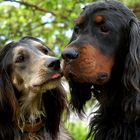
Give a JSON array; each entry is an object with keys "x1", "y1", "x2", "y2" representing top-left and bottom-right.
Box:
[
  {"x1": 62, "y1": 1, "x2": 140, "y2": 140},
  {"x1": 0, "y1": 37, "x2": 71, "y2": 140}
]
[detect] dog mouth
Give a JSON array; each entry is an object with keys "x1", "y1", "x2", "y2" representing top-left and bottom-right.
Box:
[
  {"x1": 68, "y1": 72, "x2": 107, "y2": 85},
  {"x1": 33, "y1": 73, "x2": 62, "y2": 88},
  {"x1": 68, "y1": 73, "x2": 103, "y2": 98}
]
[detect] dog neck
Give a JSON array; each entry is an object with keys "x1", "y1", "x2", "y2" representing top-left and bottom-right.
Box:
[
  {"x1": 17, "y1": 117, "x2": 45, "y2": 133},
  {"x1": 17, "y1": 91, "x2": 46, "y2": 132}
]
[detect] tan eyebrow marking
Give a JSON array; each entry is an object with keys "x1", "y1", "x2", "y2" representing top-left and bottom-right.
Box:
[
  {"x1": 94, "y1": 15, "x2": 104, "y2": 24},
  {"x1": 76, "y1": 16, "x2": 85, "y2": 25}
]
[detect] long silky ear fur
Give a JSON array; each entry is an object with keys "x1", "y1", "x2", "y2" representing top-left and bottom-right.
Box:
[
  {"x1": 122, "y1": 18, "x2": 140, "y2": 119},
  {"x1": 0, "y1": 42, "x2": 18, "y2": 139},
  {"x1": 0, "y1": 70, "x2": 17, "y2": 122},
  {"x1": 69, "y1": 81, "x2": 92, "y2": 116},
  {"x1": 43, "y1": 85, "x2": 66, "y2": 139}
]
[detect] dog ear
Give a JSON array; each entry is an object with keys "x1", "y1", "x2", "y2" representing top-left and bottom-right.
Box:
[
  {"x1": 0, "y1": 42, "x2": 17, "y2": 124},
  {"x1": 69, "y1": 81, "x2": 92, "y2": 116},
  {"x1": 123, "y1": 18, "x2": 140, "y2": 119},
  {"x1": 43, "y1": 85, "x2": 66, "y2": 139}
]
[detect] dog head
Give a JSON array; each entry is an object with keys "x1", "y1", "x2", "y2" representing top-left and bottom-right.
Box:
[
  {"x1": 9, "y1": 37, "x2": 62, "y2": 94},
  {"x1": 0, "y1": 37, "x2": 66, "y2": 138},
  {"x1": 62, "y1": 1, "x2": 140, "y2": 114}
]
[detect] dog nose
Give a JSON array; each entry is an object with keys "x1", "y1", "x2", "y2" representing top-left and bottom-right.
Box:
[
  {"x1": 47, "y1": 58, "x2": 60, "y2": 71},
  {"x1": 62, "y1": 48, "x2": 79, "y2": 61}
]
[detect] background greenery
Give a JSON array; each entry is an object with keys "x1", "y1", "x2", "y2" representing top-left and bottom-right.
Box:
[{"x1": 0, "y1": 0, "x2": 140, "y2": 140}]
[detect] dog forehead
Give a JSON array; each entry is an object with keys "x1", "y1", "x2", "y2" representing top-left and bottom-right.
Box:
[
  {"x1": 11, "y1": 43, "x2": 38, "y2": 57},
  {"x1": 78, "y1": 5, "x2": 130, "y2": 30},
  {"x1": 21, "y1": 39, "x2": 52, "y2": 53},
  {"x1": 12, "y1": 45, "x2": 29, "y2": 55},
  {"x1": 24, "y1": 39, "x2": 43, "y2": 48},
  {"x1": 14, "y1": 40, "x2": 44, "y2": 52},
  {"x1": 81, "y1": 1, "x2": 134, "y2": 21}
]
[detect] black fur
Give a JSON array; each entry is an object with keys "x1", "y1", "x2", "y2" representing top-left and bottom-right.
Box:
[{"x1": 62, "y1": 1, "x2": 140, "y2": 140}]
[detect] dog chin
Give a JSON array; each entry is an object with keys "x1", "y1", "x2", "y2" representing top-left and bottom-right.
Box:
[
  {"x1": 44, "y1": 79, "x2": 61, "y2": 90},
  {"x1": 31, "y1": 79, "x2": 61, "y2": 93}
]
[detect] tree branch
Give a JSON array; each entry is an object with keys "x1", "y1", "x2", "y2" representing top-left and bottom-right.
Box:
[{"x1": 4, "y1": 0, "x2": 56, "y2": 16}]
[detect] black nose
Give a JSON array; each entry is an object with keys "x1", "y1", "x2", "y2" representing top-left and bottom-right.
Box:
[
  {"x1": 62, "y1": 47, "x2": 79, "y2": 61},
  {"x1": 47, "y1": 58, "x2": 60, "y2": 71}
]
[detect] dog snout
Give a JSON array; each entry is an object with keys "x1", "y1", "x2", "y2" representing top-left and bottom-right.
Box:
[
  {"x1": 62, "y1": 47, "x2": 79, "y2": 62},
  {"x1": 46, "y1": 57, "x2": 60, "y2": 71}
]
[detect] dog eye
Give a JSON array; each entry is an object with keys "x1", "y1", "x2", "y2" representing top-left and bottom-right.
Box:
[
  {"x1": 100, "y1": 25, "x2": 109, "y2": 33},
  {"x1": 42, "y1": 48, "x2": 49, "y2": 55},
  {"x1": 15, "y1": 55, "x2": 25, "y2": 63},
  {"x1": 74, "y1": 25, "x2": 80, "y2": 34}
]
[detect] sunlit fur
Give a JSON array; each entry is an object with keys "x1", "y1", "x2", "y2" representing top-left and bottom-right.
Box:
[{"x1": 0, "y1": 37, "x2": 71, "y2": 140}]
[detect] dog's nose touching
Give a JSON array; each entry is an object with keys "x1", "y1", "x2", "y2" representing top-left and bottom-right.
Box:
[
  {"x1": 62, "y1": 47, "x2": 79, "y2": 61},
  {"x1": 47, "y1": 58, "x2": 60, "y2": 71}
]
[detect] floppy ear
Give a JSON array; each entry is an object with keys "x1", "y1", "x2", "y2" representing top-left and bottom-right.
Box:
[
  {"x1": 123, "y1": 18, "x2": 140, "y2": 119},
  {"x1": 69, "y1": 81, "x2": 92, "y2": 116},
  {"x1": 0, "y1": 43, "x2": 17, "y2": 124},
  {"x1": 43, "y1": 85, "x2": 66, "y2": 139}
]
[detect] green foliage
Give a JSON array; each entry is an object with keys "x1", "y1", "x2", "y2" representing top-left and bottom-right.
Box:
[
  {"x1": 65, "y1": 121, "x2": 88, "y2": 140},
  {"x1": 0, "y1": 0, "x2": 93, "y2": 55},
  {"x1": 120, "y1": 0, "x2": 140, "y2": 6}
]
